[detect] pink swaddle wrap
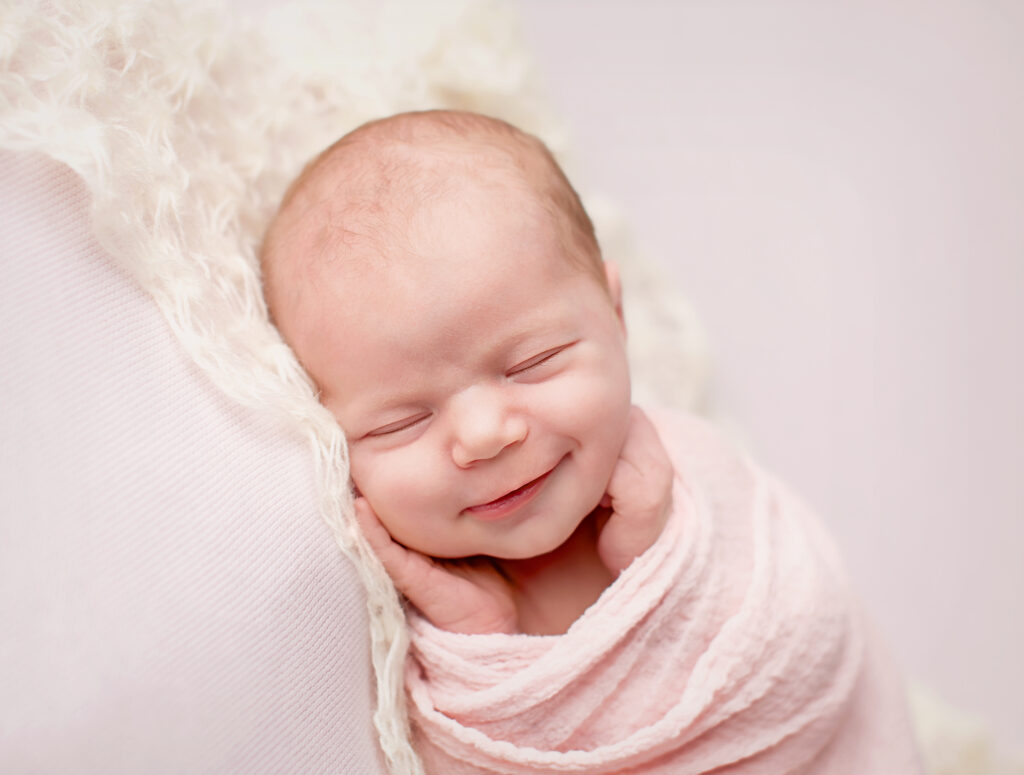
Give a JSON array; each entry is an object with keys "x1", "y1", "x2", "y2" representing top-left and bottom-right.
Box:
[{"x1": 405, "y1": 410, "x2": 923, "y2": 774}]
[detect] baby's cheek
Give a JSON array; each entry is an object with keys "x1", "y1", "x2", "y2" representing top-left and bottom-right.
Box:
[
  {"x1": 348, "y1": 445, "x2": 446, "y2": 526},
  {"x1": 572, "y1": 363, "x2": 632, "y2": 466},
  {"x1": 556, "y1": 361, "x2": 631, "y2": 430},
  {"x1": 348, "y1": 449, "x2": 400, "y2": 519}
]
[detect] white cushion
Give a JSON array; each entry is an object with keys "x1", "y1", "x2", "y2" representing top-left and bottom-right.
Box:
[{"x1": 0, "y1": 151, "x2": 385, "y2": 774}]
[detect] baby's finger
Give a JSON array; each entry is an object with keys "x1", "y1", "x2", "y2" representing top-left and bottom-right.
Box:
[
  {"x1": 353, "y1": 497, "x2": 436, "y2": 596},
  {"x1": 623, "y1": 408, "x2": 666, "y2": 460}
]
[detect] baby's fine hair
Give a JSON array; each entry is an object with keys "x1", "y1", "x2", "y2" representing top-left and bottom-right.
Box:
[{"x1": 261, "y1": 110, "x2": 604, "y2": 291}]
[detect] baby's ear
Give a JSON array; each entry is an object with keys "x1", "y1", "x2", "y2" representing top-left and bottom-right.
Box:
[{"x1": 603, "y1": 261, "x2": 626, "y2": 332}]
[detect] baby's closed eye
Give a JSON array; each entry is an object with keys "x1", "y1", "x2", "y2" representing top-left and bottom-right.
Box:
[
  {"x1": 507, "y1": 342, "x2": 577, "y2": 378},
  {"x1": 366, "y1": 413, "x2": 431, "y2": 437}
]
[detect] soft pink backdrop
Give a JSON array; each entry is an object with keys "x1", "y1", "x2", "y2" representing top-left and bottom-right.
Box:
[{"x1": 517, "y1": 0, "x2": 1023, "y2": 748}]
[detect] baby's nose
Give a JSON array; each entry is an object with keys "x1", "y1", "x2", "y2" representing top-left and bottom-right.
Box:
[{"x1": 449, "y1": 386, "x2": 527, "y2": 468}]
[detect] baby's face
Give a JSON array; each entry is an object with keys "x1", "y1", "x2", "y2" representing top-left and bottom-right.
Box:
[{"x1": 279, "y1": 184, "x2": 632, "y2": 560}]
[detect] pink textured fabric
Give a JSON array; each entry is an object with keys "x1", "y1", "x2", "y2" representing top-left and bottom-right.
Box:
[
  {"x1": 0, "y1": 152, "x2": 385, "y2": 774},
  {"x1": 406, "y1": 410, "x2": 924, "y2": 774}
]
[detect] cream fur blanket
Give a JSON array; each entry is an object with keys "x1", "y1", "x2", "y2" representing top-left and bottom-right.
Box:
[
  {"x1": 0, "y1": 2, "x2": 1017, "y2": 773},
  {"x1": 407, "y1": 410, "x2": 924, "y2": 774}
]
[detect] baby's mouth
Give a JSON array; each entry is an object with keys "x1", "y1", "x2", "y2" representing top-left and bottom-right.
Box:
[{"x1": 463, "y1": 465, "x2": 557, "y2": 520}]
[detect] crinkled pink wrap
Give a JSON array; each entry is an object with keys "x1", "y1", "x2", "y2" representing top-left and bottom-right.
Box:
[{"x1": 404, "y1": 410, "x2": 923, "y2": 774}]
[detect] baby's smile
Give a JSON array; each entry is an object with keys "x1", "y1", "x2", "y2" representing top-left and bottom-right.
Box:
[{"x1": 461, "y1": 456, "x2": 564, "y2": 522}]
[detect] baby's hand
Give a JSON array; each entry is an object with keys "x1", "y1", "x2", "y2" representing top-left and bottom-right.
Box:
[
  {"x1": 354, "y1": 498, "x2": 519, "y2": 634},
  {"x1": 596, "y1": 407, "x2": 674, "y2": 575}
]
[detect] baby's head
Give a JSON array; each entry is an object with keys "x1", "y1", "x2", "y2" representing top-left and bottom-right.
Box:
[{"x1": 262, "y1": 110, "x2": 632, "y2": 560}]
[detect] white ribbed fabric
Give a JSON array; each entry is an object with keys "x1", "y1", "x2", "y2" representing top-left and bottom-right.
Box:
[{"x1": 0, "y1": 152, "x2": 385, "y2": 774}]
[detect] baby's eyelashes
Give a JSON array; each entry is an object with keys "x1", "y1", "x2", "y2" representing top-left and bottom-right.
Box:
[
  {"x1": 506, "y1": 342, "x2": 577, "y2": 377},
  {"x1": 365, "y1": 413, "x2": 431, "y2": 437}
]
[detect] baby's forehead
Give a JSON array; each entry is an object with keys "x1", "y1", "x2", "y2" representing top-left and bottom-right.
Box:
[
  {"x1": 263, "y1": 112, "x2": 602, "y2": 321},
  {"x1": 293, "y1": 151, "x2": 553, "y2": 270},
  {"x1": 313, "y1": 137, "x2": 540, "y2": 224},
  {"x1": 309, "y1": 187, "x2": 565, "y2": 300}
]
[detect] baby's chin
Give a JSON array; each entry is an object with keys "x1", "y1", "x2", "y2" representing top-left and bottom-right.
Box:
[
  {"x1": 482, "y1": 504, "x2": 602, "y2": 563},
  {"x1": 418, "y1": 532, "x2": 576, "y2": 562}
]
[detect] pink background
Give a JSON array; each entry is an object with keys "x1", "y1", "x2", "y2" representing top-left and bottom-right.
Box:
[{"x1": 516, "y1": 0, "x2": 1023, "y2": 747}]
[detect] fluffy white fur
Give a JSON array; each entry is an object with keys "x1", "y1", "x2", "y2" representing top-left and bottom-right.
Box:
[{"x1": 1, "y1": 2, "x2": 1014, "y2": 773}]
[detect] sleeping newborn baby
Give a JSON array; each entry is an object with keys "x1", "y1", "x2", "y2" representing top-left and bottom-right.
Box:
[{"x1": 261, "y1": 110, "x2": 923, "y2": 773}]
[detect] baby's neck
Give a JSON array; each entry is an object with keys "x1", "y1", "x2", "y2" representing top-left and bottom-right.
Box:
[{"x1": 497, "y1": 511, "x2": 614, "y2": 636}]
